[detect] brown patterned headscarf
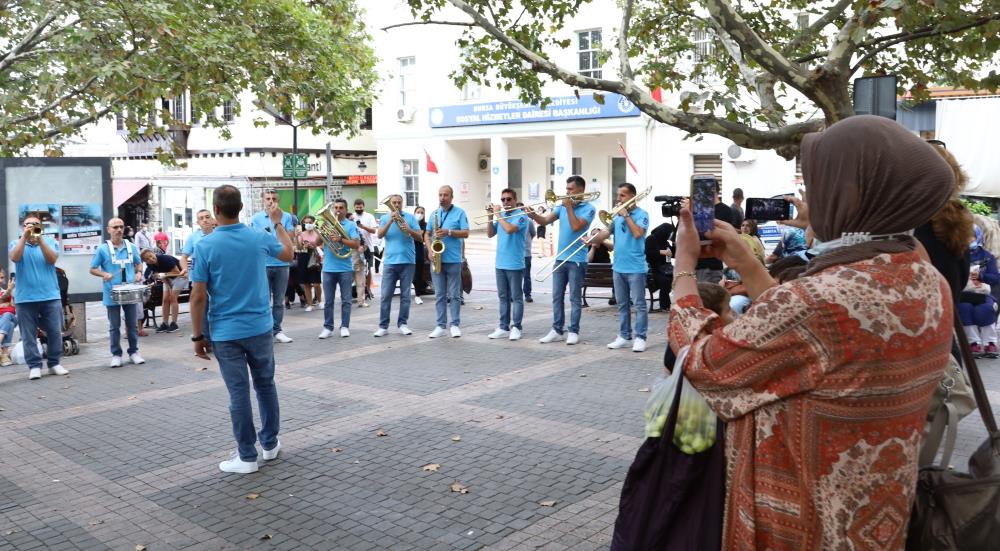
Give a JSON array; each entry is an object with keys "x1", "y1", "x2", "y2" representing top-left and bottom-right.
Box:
[{"x1": 800, "y1": 115, "x2": 954, "y2": 276}]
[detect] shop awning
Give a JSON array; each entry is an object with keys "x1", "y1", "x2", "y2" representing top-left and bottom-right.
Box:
[{"x1": 113, "y1": 179, "x2": 149, "y2": 208}]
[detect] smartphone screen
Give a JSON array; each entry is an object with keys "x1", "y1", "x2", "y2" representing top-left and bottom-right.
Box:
[
  {"x1": 690, "y1": 175, "x2": 717, "y2": 239},
  {"x1": 745, "y1": 197, "x2": 791, "y2": 221}
]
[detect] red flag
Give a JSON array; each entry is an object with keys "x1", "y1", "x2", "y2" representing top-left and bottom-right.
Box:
[
  {"x1": 651, "y1": 87, "x2": 663, "y2": 102},
  {"x1": 424, "y1": 148, "x2": 439, "y2": 174},
  {"x1": 618, "y1": 141, "x2": 638, "y2": 174}
]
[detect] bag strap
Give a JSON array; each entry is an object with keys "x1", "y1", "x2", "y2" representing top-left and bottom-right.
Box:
[
  {"x1": 953, "y1": 311, "x2": 998, "y2": 434},
  {"x1": 920, "y1": 400, "x2": 959, "y2": 468}
]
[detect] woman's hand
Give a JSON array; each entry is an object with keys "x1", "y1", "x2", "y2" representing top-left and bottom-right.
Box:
[
  {"x1": 784, "y1": 190, "x2": 810, "y2": 230},
  {"x1": 705, "y1": 219, "x2": 756, "y2": 270},
  {"x1": 674, "y1": 208, "x2": 701, "y2": 272}
]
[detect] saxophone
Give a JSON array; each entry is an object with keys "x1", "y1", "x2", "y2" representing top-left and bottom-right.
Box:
[{"x1": 430, "y1": 209, "x2": 444, "y2": 273}]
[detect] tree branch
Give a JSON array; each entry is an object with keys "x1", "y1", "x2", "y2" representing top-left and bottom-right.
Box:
[
  {"x1": 0, "y1": 10, "x2": 60, "y2": 74},
  {"x1": 823, "y1": 4, "x2": 882, "y2": 73},
  {"x1": 617, "y1": 0, "x2": 635, "y2": 82},
  {"x1": 782, "y1": 0, "x2": 852, "y2": 57},
  {"x1": 6, "y1": 75, "x2": 102, "y2": 126},
  {"x1": 381, "y1": 20, "x2": 474, "y2": 31}
]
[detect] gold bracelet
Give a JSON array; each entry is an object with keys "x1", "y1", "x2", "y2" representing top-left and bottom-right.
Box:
[{"x1": 671, "y1": 271, "x2": 696, "y2": 290}]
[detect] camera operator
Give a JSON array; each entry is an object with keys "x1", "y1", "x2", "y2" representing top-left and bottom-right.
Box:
[{"x1": 8, "y1": 214, "x2": 68, "y2": 380}]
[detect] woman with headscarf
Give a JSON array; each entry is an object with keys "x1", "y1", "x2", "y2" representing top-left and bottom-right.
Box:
[
  {"x1": 960, "y1": 225, "x2": 999, "y2": 355},
  {"x1": 668, "y1": 115, "x2": 954, "y2": 550}
]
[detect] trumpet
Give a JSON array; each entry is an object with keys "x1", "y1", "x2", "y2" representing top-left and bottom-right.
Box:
[
  {"x1": 379, "y1": 195, "x2": 411, "y2": 233},
  {"x1": 472, "y1": 189, "x2": 601, "y2": 224},
  {"x1": 430, "y1": 210, "x2": 444, "y2": 273},
  {"x1": 315, "y1": 203, "x2": 353, "y2": 259},
  {"x1": 30, "y1": 223, "x2": 43, "y2": 237}
]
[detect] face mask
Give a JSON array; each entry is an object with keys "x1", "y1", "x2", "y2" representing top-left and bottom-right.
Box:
[
  {"x1": 304, "y1": 223, "x2": 315, "y2": 231},
  {"x1": 416, "y1": 213, "x2": 424, "y2": 221}
]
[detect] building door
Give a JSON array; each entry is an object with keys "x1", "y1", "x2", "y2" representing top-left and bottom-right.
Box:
[{"x1": 507, "y1": 159, "x2": 523, "y2": 200}]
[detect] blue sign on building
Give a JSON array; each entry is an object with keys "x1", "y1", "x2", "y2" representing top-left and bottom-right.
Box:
[{"x1": 428, "y1": 94, "x2": 640, "y2": 128}]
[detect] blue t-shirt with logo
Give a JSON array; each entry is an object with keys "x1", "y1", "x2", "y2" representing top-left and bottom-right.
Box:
[
  {"x1": 249, "y1": 211, "x2": 294, "y2": 267},
  {"x1": 553, "y1": 202, "x2": 596, "y2": 263},
  {"x1": 492, "y1": 209, "x2": 528, "y2": 270},
  {"x1": 612, "y1": 207, "x2": 649, "y2": 274},
  {"x1": 91, "y1": 240, "x2": 143, "y2": 306},
  {"x1": 322, "y1": 218, "x2": 360, "y2": 272},
  {"x1": 182, "y1": 228, "x2": 205, "y2": 271},
  {"x1": 191, "y1": 224, "x2": 283, "y2": 341},
  {"x1": 8, "y1": 236, "x2": 60, "y2": 303},
  {"x1": 430, "y1": 206, "x2": 469, "y2": 264},
  {"x1": 379, "y1": 211, "x2": 419, "y2": 265}
]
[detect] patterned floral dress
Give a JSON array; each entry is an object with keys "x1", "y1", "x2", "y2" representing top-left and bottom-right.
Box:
[{"x1": 669, "y1": 252, "x2": 952, "y2": 550}]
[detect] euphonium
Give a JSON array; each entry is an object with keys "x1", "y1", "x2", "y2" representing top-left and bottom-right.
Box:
[
  {"x1": 315, "y1": 203, "x2": 353, "y2": 259},
  {"x1": 430, "y1": 210, "x2": 444, "y2": 273}
]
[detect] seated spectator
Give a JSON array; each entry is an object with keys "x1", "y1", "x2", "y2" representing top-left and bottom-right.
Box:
[
  {"x1": 697, "y1": 282, "x2": 734, "y2": 324},
  {"x1": 0, "y1": 269, "x2": 16, "y2": 366},
  {"x1": 960, "y1": 225, "x2": 999, "y2": 354},
  {"x1": 765, "y1": 224, "x2": 809, "y2": 264},
  {"x1": 739, "y1": 220, "x2": 766, "y2": 264},
  {"x1": 587, "y1": 228, "x2": 611, "y2": 263},
  {"x1": 141, "y1": 249, "x2": 183, "y2": 333}
]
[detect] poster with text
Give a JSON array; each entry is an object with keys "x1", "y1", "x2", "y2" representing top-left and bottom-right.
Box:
[
  {"x1": 18, "y1": 203, "x2": 62, "y2": 251},
  {"x1": 60, "y1": 204, "x2": 103, "y2": 255}
]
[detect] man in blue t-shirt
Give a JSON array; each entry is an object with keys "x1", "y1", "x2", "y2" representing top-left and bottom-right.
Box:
[
  {"x1": 527, "y1": 175, "x2": 596, "y2": 345},
  {"x1": 590, "y1": 183, "x2": 651, "y2": 353},
  {"x1": 486, "y1": 188, "x2": 528, "y2": 340},
  {"x1": 426, "y1": 185, "x2": 470, "y2": 339},
  {"x1": 249, "y1": 189, "x2": 295, "y2": 344},
  {"x1": 180, "y1": 209, "x2": 215, "y2": 340},
  {"x1": 374, "y1": 194, "x2": 422, "y2": 337},
  {"x1": 190, "y1": 185, "x2": 293, "y2": 474},
  {"x1": 8, "y1": 213, "x2": 68, "y2": 380},
  {"x1": 318, "y1": 198, "x2": 360, "y2": 340},
  {"x1": 89, "y1": 217, "x2": 146, "y2": 367}
]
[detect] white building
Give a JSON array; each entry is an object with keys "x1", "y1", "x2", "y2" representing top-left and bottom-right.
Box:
[{"x1": 371, "y1": 1, "x2": 802, "y2": 235}]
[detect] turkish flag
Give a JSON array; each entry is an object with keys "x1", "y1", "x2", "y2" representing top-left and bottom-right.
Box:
[
  {"x1": 651, "y1": 87, "x2": 663, "y2": 102},
  {"x1": 424, "y1": 148, "x2": 439, "y2": 174}
]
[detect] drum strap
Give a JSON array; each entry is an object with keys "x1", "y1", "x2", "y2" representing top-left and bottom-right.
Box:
[{"x1": 107, "y1": 240, "x2": 134, "y2": 282}]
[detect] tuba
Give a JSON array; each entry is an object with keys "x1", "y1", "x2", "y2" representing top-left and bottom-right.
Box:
[
  {"x1": 315, "y1": 203, "x2": 353, "y2": 259},
  {"x1": 430, "y1": 210, "x2": 444, "y2": 273}
]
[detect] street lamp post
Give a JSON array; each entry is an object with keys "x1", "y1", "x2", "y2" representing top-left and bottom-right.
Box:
[{"x1": 255, "y1": 100, "x2": 307, "y2": 219}]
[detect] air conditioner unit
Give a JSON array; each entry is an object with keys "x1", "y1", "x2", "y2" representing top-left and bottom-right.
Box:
[
  {"x1": 726, "y1": 144, "x2": 757, "y2": 163},
  {"x1": 478, "y1": 154, "x2": 490, "y2": 173},
  {"x1": 396, "y1": 106, "x2": 416, "y2": 123}
]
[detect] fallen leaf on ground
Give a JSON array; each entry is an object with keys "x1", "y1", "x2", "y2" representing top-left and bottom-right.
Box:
[
  {"x1": 196, "y1": 366, "x2": 208, "y2": 372},
  {"x1": 474, "y1": 305, "x2": 484, "y2": 310},
  {"x1": 495, "y1": 415, "x2": 505, "y2": 419},
  {"x1": 149, "y1": 381, "x2": 155, "y2": 385},
  {"x1": 127, "y1": 396, "x2": 137, "y2": 401},
  {"x1": 451, "y1": 435, "x2": 461, "y2": 442},
  {"x1": 375, "y1": 429, "x2": 387, "y2": 437},
  {"x1": 259, "y1": 534, "x2": 272, "y2": 540},
  {"x1": 538, "y1": 500, "x2": 558, "y2": 507},
  {"x1": 638, "y1": 387, "x2": 650, "y2": 393},
  {"x1": 440, "y1": 378, "x2": 448, "y2": 381},
  {"x1": 245, "y1": 493, "x2": 261, "y2": 500},
  {"x1": 135, "y1": 546, "x2": 147, "y2": 551},
  {"x1": 62, "y1": 386, "x2": 70, "y2": 389},
  {"x1": 330, "y1": 448, "x2": 343, "y2": 453},
  {"x1": 579, "y1": 374, "x2": 587, "y2": 378},
  {"x1": 449, "y1": 481, "x2": 469, "y2": 494},
  {"x1": 89, "y1": 520, "x2": 104, "y2": 526},
  {"x1": 5, "y1": 529, "x2": 16, "y2": 535},
  {"x1": 422, "y1": 463, "x2": 441, "y2": 472}
]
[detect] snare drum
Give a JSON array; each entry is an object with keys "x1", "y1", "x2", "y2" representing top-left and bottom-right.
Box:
[{"x1": 111, "y1": 283, "x2": 150, "y2": 305}]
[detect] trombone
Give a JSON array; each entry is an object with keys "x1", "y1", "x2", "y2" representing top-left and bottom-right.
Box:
[
  {"x1": 534, "y1": 187, "x2": 650, "y2": 282},
  {"x1": 472, "y1": 189, "x2": 602, "y2": 224}
]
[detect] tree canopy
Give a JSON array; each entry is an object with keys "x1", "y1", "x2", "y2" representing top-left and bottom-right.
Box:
[
  {"x1": 402, "y1": 0, "x2": 1000, "y2": 157},
  {"x1": 0, "y1": 0, "x2": 378, "y2": 157}
]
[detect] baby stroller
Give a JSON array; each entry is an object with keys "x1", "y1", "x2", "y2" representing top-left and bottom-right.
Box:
[{"x1": 38, "y1": 267, "x2": 80, "y2": 357}]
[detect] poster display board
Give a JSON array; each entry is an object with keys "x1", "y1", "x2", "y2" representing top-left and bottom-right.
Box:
[{"x1": 1, "y1": 158, "x2": 112, "y2": 302}]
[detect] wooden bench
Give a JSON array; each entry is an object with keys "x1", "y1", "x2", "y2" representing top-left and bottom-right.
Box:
[
  {"x1": 142, "y1": 280, "x2": 192, "y2": 327},
  {"x1": 582, "y1": 262, "x2": 661, "y2": 310}
]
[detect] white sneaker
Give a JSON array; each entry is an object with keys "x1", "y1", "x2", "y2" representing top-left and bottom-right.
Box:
[
  {"x1": 399, "y1": 325, "x2": 413, "y2": 336},
  {"x1": 340, "y1": 327, "x2": 350, "y2": 337},
  {"x1": 539, "y1": 329, "x2": 563, "y2": 343},
  {"x1": 261, "y1": 440, "x2": 281, "y2": 461},
  {"x1": 414, "y1": 296, "x2": 424, "y2": 305},
  {"x1": 360, "y1": 301, "x2": 369, "y2": 308},
  {"x1": 509, "y1": 327, "x2": 522, "y2": 341},
  {"x1": 373, "y1": 328, "x2": 388, "y2": 337},
  {"x1": 218, "y1": 451, "x2": 259, "y2": 474},
  {"x1": 607, "y1": 336, "x2": 631, "y2": 349},
  {"x1": 428, "y1": 326, "x2": 447, "y2": 339},
  {"x1": 110, "y1": 355, "x2": 122, "y2": 368},
  {"x1": 48, "y1": 364, "x2": 69, "y2": 375},
  {"x1": 129, "y1": 353, "x2": 145, "y2": 365},
  {"x1": 566, "y1": 332, "x2": 580, "y2": 345},
  {"x1": 274, "y1": 332, "x2": 293, "y2": 343},
  {"x1": 632, "y1": 338, "x2": 647, "y2": 353},
  {"x1": 305, "y1": 305, "x2": 314, "y2": 312},
  {"x1": 488, "y1": 328, "x2": 510, "y2": 339},
  {"x1": 450, "y1": 326, "x2": 462, "y2": 338},
  {"x1": 28, "y1": 367, "x2": 41, "y2": 380},
  {"x1": 318, "y1": 329, "x2": 333, "y2": 339}
]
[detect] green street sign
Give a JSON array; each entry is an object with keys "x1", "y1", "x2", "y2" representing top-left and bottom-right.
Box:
[{"x1": 282, "y1": 153, "x2": 308, "y2": 178}]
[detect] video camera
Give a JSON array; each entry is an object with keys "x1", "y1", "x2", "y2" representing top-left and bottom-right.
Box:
[{"x1": 654, "y1": 195, "x2": 684, "y2": 218}]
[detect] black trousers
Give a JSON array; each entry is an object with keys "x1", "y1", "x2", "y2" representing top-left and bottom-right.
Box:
[{"x1": 651, "y1": 266, "x2": 672, "y2": 311}]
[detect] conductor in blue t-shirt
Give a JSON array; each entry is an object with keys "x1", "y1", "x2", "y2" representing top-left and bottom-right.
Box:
[{"x1": 189, "y1": 185, "x2": 294, "y2": 475}]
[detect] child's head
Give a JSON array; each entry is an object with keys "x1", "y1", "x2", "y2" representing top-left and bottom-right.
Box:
[{"x1": 698, "y1": 282, "x2": 735, "y2": 325}]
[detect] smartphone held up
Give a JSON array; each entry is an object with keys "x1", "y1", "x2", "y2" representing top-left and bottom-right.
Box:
[
  {"x1": 689, "y1": 174, "x2": 718, "y2": 242},
  {"x1": 745, "y1": 197, "x2": 792, "y2": 221}
]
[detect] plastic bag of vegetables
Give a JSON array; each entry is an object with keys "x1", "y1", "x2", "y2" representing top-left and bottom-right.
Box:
[
  {"x1": 672, "y1": 378, "x2": 717, "y2": 455},
  {"x1": 643, "y1": 346, "x2": 689, "y2": 438}
]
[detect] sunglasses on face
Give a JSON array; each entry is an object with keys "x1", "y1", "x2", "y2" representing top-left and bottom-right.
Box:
[{"x1": 110, "y1": 225, "x2": 124, "y2": 229}]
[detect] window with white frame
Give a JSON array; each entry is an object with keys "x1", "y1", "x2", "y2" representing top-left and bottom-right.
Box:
[
  {"x1": 171, "y1": 95, "x2": 186, "y2": 123},
  {"x1": 691, "y1": 30, "x2": 717, "y2": 63},
  {"x1": 577, "y1": 30, "x2": 602, "y2": 78},
  {"x1": 796, "y1": 13, "x2": 810, "y2": 30},
  {"x1": 399, "y1": 56, "x2": 416, "y2": 106},
  {"x1": 462, "y1": 82, "x2": 482, "y2": 101},
  {"x1": 401, "y1": 159, "x2": 419, "y2": 208},
  {"x1": 222, "y1": 100, "x2": 235, "y2": 123}
]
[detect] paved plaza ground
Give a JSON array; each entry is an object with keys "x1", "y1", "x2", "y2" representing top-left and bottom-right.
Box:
[{"x1": 0, "y1": 251, "x2": 997, "y2": 550}]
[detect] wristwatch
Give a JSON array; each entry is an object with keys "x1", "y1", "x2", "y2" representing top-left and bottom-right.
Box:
[{"x1": 191, "y1": 334, "x2": 205, "y2": 342}]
